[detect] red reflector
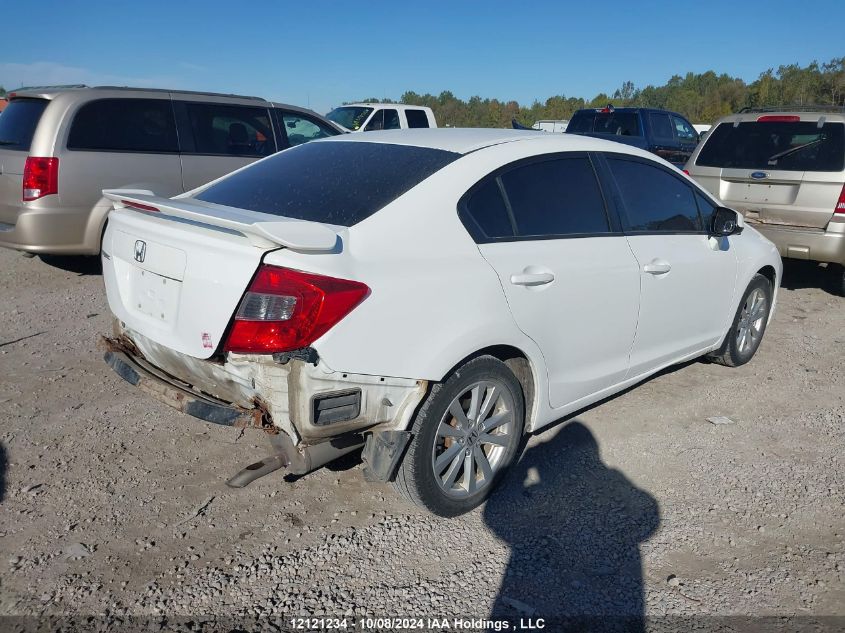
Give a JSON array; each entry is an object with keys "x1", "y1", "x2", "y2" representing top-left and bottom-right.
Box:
[
  {"x1": 834, "y1": 184, "x2": 845, "y2": 215},
  {"x1": 224, "y1": 265, "x2": 370, "y2": 354},
  {"x1": 22, "y1": 157, "x2": 59, "y2": 201},
  {"x1": 682, "y1": 169, "x2": 690, "y2": 175},
  {"x1": 121, "y1": 199, "x2": 160, "y2": 212},
  {"x1": 756, "y1": 115, "x2": 800, "y2": 123}
]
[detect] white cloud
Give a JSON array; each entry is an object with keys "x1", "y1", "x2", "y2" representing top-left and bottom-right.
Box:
[{"x1": 0, "y1": 61, "x2": 181, "y2": 90}]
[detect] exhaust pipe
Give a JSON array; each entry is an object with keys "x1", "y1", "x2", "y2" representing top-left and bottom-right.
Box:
[{"x1": 225, "y1": 432, "x2": 364, "y2": 488}]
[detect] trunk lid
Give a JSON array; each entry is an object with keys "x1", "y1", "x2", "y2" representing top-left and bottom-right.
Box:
[{"x1": 101, "y1": 192, "x2": 340, "y2": 359}]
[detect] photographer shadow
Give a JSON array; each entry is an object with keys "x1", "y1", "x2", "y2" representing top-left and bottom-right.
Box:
[{"x1": 484, "y1": 421, "x2": 660, "y2": 631}]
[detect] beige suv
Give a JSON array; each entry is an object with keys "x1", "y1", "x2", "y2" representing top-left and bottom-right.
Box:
[
  {"x1": 0, "y1": 86, "x2": 340, "y2": 256},
  {"x1": 685, "y1": 107, "x2": 845, "y2": 294}
]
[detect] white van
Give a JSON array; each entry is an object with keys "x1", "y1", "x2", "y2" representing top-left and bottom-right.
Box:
[{"x1": 326, "y1": 103, "x2": 437, "y2": 132}]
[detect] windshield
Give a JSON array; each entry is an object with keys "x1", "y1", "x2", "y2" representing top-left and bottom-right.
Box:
[
  {"x1": 326, "y1": 106, "x2": 374, "y2": 131},
  {"x1": 697, "y1": 121, "x2": 845, "y2": 172},
  {"x1": 194, "y1": 140, "x2": 460, "y2": 227},
  {"x1": 0, "y1": 98, "x2": 49, "y2": 150}
]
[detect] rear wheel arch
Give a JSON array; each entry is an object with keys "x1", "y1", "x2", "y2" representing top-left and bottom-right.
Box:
[{"x1": 436, "y1": 344, "x2": 538, "y2": 433}]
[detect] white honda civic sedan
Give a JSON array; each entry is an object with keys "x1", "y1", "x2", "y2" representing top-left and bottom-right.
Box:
[{"x1": 100, "y1": 129, "x2": 781, "y2": 516}]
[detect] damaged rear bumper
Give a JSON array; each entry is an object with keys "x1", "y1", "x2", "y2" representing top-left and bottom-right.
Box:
[
  {"x1": 104, "y1": 350, "x2": 265, "y2": 428},
  {"x1": 101, "y1": 329, "x2": 427, "y2": 481}
]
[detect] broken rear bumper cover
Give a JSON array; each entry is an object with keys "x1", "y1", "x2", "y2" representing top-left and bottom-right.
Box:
[{"x1": 101, "y1": 331, "x2": 426, "y2": 480}]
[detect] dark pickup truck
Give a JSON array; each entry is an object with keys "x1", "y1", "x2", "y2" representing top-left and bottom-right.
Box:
[{"x1": 566, "y1": 106, "x2": 700, "y2": 167}]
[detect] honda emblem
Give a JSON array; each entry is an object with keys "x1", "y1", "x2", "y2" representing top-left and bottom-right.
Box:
[{"x1": 134, "y1": 240, "x2": 147, "y2": 263}]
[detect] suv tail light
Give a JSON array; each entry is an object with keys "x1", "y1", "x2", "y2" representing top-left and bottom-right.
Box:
[
  {"x1": 23, "y1": 157, "x2": 59, "y2": 201},
  {"x1": 224, "y1": 265, "x2": 369, "y2": 354},
  {"x1": 835, "y1": 184, "x2": 845, "y2": 216}
]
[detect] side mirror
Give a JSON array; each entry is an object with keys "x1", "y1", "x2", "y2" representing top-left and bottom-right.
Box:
[{"x1": 710, "y1": 207, "x2": 743, "y2": 237}]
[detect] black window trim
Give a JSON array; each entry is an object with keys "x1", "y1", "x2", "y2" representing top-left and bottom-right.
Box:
[
  {"x1": 457, "y1": 151, "x2": 623, "y2": 244},
  {"x1": 595, "y1": 152, "x2": 708, "y2": 235},
  {"x1": 65, "y1": 97, "x2": 181, "y2": 155},
  {"x1": 173, "y1": 99, "x2": 278, "y2": 158}
]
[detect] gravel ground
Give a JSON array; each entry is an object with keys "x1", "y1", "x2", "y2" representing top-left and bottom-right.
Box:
[{"x1": 0, "y1": 248, "x2": 843, "y2": 631}]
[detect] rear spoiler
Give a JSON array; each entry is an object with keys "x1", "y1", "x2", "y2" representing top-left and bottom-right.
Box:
[{"x1": 103, "y1": 190, "x2": 339, "y2": 253}]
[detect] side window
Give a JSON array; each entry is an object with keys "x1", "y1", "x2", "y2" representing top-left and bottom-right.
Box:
[
  {"x1": 280, "y1": 113, "x2": 335, "y2": 147},
  {"x1": 181, "y1": 103, "x2": 275, "y2": 156},
  {"x1": 649, "y1": 112, "x2": 674, "y2": 141},
  {"x1": 463, "y1": 179, "x2": 514, "y2": 239},
  {"x1": 671, "y1": 115, "x2": 697, "y2": 142},
  {"x1": 406, "y1": 109, "x2": 430, "y2": 128},
  {"x1": 606, "y1": 157, "x2": 702, "y2": 232},
  {"x1": 501, "y1": 157, "x2": 610, "y2": 237},
  {"x1": 68, "y1": 99, "x2": 178, "y2": 153},
  {"x1": 383, "y1": 109, "x2": 400, "y2": 130},
  {"x1": 364, "y1": 110, "x2": 385, "y2": 131}
]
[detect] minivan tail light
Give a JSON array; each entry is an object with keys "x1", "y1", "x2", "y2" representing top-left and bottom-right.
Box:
[
  {"x1": 224, "y1": 265, "x2": 370, "y2": 354},
  {"x1": 834, "y1": 184, "x2": 845, "y2": 216},
  {"x1": 756, "y1": 115, "x2": 800, "y2": 123},
  {"x1": 23, "y1": 157, "x2": 59, "y2": 201}
]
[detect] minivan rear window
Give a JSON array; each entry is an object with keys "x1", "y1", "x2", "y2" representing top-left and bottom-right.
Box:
[
  {"x1": 696, "y1": 121, "x2": 845, "y2": 172},
  {"x1": 0, "y1": 98, "x2": 48, "y2": 151},
  {"x1": 67, "y1": 99, "x2": 179, "y2": 153},
  {"x1": 194, "y1": 141, "x2": 460, "y2": 226}
]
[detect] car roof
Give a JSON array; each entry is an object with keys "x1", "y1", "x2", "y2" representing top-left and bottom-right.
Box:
[
  {"x1": 713, "y1": 109, "x2": 845, "y2": 125},
  {"x1": 339, "y1": 103, "x2": 431, "y2": 111},
  {"x1": 9, "y1": 85, "x2": 267, "y2": 102},
  {"x1": 319, "y1": 127, "x2": 661, "y2": 157}
]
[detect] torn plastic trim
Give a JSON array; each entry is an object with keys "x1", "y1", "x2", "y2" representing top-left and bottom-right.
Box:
[
  {"x1": 361, "y1": 430, "x2": 413, "y2": 482},
  {"x1": 102, "y1": 345, "x2": 270, "y2": 431}
]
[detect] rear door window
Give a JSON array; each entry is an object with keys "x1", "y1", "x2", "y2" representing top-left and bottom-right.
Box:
[
  {"x1": 606, "y1": 156, "x2": 703, "y2": 232},
  {"x1": 180, "y1": 102, "x2": 275, "y2": 157},
  {"x1": 68, "y1": 98, "x2": 178, "y2": 153},
  {"x1": 696, "y1": 121, "x2": 845, "y2": 172},
  {"x1": 0, "y1": 98, "x2": 49, "y2": 151},
  {"x1": 406, "y1": 109, "x2": 430, "y2": 128},
  {"x1": 501, "y1": 157, "x2": 610, "y2": 236},
  {"x1": 593, "y1": 112, "x2": 640, "y2": 136},
  {"x1": 649, "y1": 112, "x2": 674, "y2": 142},
  {"x1": 194, "y1": 141, "x2": 459, "y2": 226},
  {"x1": 461, "y1": 157, "x2": 613, "y2": 242}
]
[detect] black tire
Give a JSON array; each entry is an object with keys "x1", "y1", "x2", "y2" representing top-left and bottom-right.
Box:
[
  {"x1": 393, "y1": 356, "x2": 525, "y2": 517},
  {"x1": 709, "y1": 274, "x2": 773, "y2": 367}
]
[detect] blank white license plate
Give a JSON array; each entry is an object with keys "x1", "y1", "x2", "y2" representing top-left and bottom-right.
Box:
[{"x1": 130, "y1": 266, "x2": 181, "y2": 324}]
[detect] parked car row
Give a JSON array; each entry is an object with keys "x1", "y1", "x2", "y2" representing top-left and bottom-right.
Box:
[{"x1": 6, "y1": 84, "x2": 842, "y2": 517}]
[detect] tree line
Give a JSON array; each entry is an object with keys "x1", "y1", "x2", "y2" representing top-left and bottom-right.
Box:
[{"x1": 355, "y1": 58, "x2": 845, "y2": 127}]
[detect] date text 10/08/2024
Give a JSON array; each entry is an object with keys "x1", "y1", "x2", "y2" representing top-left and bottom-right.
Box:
[{"x1": 289, "y1": 617, "x2": 547, "y2": 630}]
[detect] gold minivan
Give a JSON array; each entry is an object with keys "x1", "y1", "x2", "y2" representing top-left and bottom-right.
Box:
[
  {"x1": 0, "y1": 86, "x2": 341, "y2": 256},
  {"x1": 685, "y1": 107, "x2": 845, "y2": 294}
]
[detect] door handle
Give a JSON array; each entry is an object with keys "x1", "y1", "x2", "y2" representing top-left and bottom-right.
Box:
[
  {"x1": 643, "y1": 260, "x2": 671, "y2": 275},
  {"x1": 510, "y1": 272, "x2": 555, "y2": 286}
]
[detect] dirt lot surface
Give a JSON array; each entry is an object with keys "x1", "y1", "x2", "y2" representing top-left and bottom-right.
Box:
[{"x1": 0, "y1": 248, "x2": 843, "y2": 630}]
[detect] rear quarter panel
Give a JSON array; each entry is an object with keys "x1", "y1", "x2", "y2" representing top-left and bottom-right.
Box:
[{"x1": 260, "y1": 146, "x2": 547, "y2": 385}]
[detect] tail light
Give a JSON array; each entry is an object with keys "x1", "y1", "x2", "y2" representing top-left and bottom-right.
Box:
[
  {"x1": 835, "y1": 184, "x2": 845, "y2": 216},
  {"x1": 23, "y1": 157, "x2": 59, "y2": 201},
  {"x1": 224, "y1": 265, "x2": 369, "y2": 354}
]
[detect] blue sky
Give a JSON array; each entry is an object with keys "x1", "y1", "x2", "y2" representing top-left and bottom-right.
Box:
[{"x1": 1, "y1": 0, "x2": 842, "y2": 114}]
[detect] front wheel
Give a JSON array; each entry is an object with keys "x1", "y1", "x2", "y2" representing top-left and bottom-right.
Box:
[
  {"x1": 392, "y1": 356, "x2": 525, "y2": 517},
  {"x1": 709, "y1": 274, "x2": 773, "y2": 367}
]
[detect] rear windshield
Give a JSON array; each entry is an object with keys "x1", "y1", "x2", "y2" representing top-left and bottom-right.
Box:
[
  {"x1": 696, "y1": 121, "x2": 845, "y2": 172},
  {"x1": 0, "y1": 98, "x2": 49, "y2": 151},
  {"x1": 194, "y1": 140, "x2": 460, "y2": 226},
  {"x1": 567, "y1": 111, "x2": 641, "y2": 137}
]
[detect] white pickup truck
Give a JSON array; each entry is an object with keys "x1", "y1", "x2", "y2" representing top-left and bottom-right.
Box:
[{"x1": 326, "y1": 103, "x2": 437, "y2": 132}]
